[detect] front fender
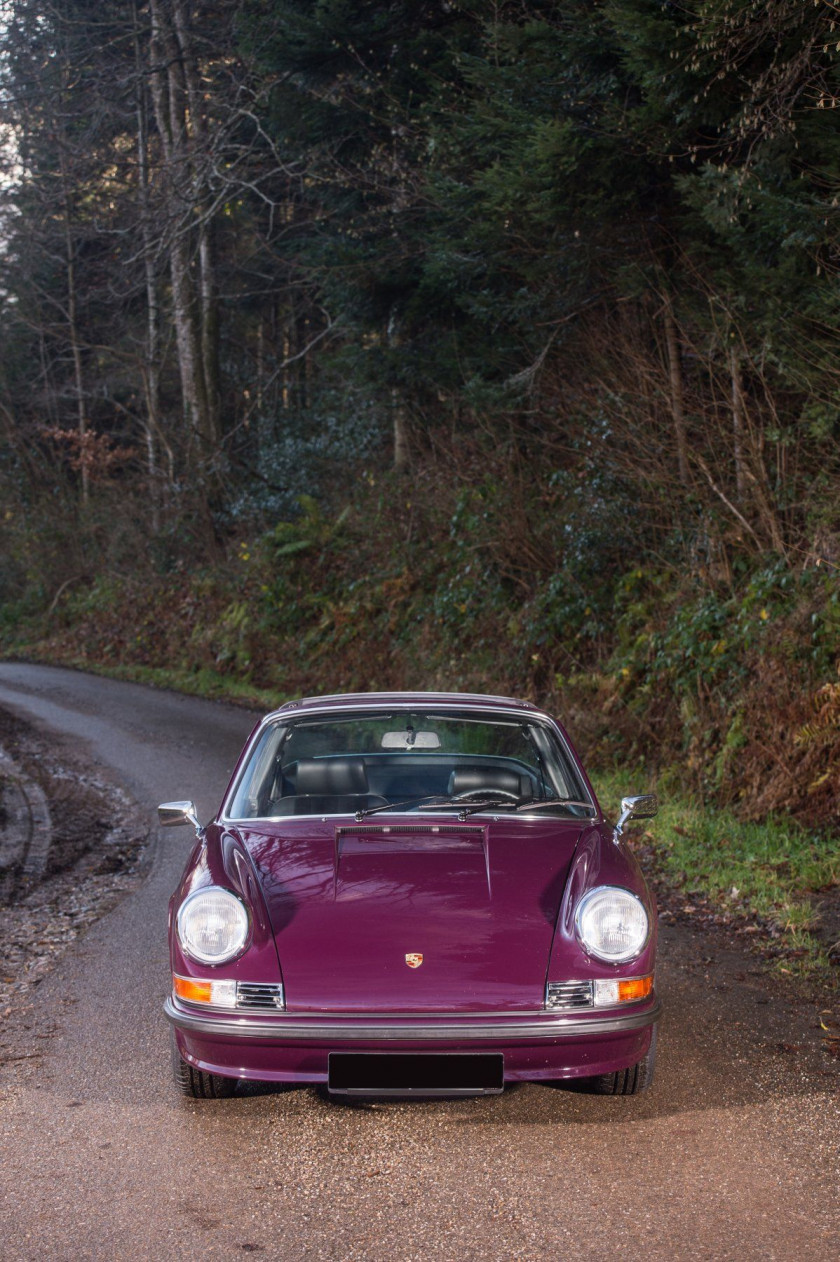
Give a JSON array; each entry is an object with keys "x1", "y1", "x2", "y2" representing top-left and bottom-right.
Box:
[{"x1": 546, "y1": 825, "x2": 657, "y2": 983}]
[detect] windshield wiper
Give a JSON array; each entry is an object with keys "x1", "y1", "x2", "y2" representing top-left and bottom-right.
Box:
[
  {"x1": 355, "y1": 794, "x2": 452, "y2": 821},
  {"x1": 450, "y1": 797, "x2": 524, "y2": 819},
  {"x1": 356, "y1": 794, "x2": 597, "y2": 823},
  {"x1": 515, "y1": 798, "x2": 596, "y2": 813},
  {"x1": 454, "y1": 796, "x2": 597, "y2": 820}
]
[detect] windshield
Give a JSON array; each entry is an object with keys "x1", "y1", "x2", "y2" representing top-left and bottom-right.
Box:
[{"x1": 225, "y1": 708, "x2": 594, "y2": 820}]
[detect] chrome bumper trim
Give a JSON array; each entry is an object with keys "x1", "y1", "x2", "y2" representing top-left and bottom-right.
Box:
[{"x1": 164, "y1": 996, "x2": 661, "y2": 1042}]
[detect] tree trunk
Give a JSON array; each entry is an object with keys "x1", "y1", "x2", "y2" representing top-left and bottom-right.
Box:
[
  {"x1": 388, "y1": 308, "x2": 409, "y2": 472},
  {"x1": 730, "y1": 345, "x2": 746, "y2": 501},
  {"x1": 148, "y1": 0, "x2": 219, "y2": 467},
  {"x1": 662, "y1": 291, "x2": 689, "y2": 488},
  {"x1": 58, "y1": 142, "x2": 88, "y2": 505},
  {"x1": 728, "y1": 343, "x2": 785, "y2": 554},
  {"x1": 198, "y1": 220, "x2": 221, "y2": 444},
  {"x1": 174, "y1": 0, "x2": 221, "y2": 448},
  {"x1": 134, "y1": 0, "x2": 162, "y2": 527}
]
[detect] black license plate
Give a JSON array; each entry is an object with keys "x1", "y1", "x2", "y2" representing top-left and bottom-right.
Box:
[{"x1": 328, "y1": 1053, "x2": 504, "y2": 1096}]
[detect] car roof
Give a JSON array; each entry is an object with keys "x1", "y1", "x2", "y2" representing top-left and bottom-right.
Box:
[{"x1": 266, "y1": 691, "x2": 542, "y2": 721}]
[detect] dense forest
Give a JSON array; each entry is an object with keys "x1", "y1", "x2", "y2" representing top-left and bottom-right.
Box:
[{"x1": 1, "y1": 0, "x2": 839, "y2": 826}]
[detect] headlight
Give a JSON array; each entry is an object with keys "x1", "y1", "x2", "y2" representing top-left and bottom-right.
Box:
[
  {"x1": 176, "y1": 887, "x2": 250, "y2": 965},
  {"x1": 575, "y1": 886, "x2": 649, "y2": 963}
]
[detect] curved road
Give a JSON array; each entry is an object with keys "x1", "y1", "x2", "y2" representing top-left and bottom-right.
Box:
[{"x1": 0, "y1": 664, "x2": 837, "y2": 1260}]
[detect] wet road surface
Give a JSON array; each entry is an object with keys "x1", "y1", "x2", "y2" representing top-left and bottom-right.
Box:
[{"x1": 0, "y1": 663, "x2": 838, "y2": 1260}]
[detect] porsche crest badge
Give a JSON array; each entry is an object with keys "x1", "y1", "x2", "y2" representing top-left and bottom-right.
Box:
[{"x1": 405, "y1": 953, "x2": 423, "y2": 968}]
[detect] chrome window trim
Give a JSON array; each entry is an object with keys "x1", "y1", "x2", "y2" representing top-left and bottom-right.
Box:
[
  {"x1": 220, "y1": 703, "x2": 599, "y2": 825},
  {"x1": 222, "y1": 809, "x2": 595, "y2": 825},
  {"x1": 164, "y1": 995, "x2": 660, "y2": 1041}
]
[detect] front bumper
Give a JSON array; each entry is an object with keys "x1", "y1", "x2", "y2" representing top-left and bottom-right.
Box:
[{"x1": 165, "y1": 994, "x2": 661, "y2": 1084}]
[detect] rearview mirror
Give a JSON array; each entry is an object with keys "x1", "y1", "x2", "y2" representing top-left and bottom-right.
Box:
[
  {"x1": 613, "y1": 793, "x2": 658, "y2": 842},
  {"x1": 158, "y1": 800, "x2": 201, "y2": 833},
  {"x1": 381, "y1": 731, "x2": 441, "y2": 750}
]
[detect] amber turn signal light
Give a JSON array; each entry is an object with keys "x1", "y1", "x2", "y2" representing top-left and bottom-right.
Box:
[
  {"x1": 593, "y1": 973, "x2": 654, "y2": 1006},
  {"x1": 173, "y1": 975, "x2": 213, "y2": 1004},
  {"x1": 617, "y1": 975, "x2": 654, "y2": 1002}
]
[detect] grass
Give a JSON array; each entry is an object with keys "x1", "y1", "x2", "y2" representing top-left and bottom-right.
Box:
[
  {"x1": 99, "y1": 663, "x2": 288, "y2": 711},
  {"x1": 594, "y1": 769, "x2": 840, "y2": 980},
  {"x1": 3, "y1": 650, "x2": 286, "y2": 713}
]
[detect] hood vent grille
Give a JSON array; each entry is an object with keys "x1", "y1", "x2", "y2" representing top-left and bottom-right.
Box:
[
  {"x1": 545, "y1": 981, "x2": 593, "y2": 1010},
  {"x1": 337, "y1": 824, "x2": 485, "y2": 837},
  {"x1": 236, "y1": 983, "x2": 285, "y2": 1011}
]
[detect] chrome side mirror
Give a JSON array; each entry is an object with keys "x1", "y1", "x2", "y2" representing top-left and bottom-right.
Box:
[
  {"x1": 158, "y1": 800, "x2": 201, "y2": 836},
  {"x1": 613, "y1": 793, "x2": 658, "y2": 843}
]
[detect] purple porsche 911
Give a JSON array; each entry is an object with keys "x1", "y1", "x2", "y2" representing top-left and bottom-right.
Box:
[{"x1": 160, "y1": 692, "x2": 660, "y2": 1099}]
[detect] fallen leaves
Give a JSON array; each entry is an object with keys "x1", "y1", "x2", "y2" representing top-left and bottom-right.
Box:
[{"x1": 819, "y1": 1010, "x2": 840, "y2": 1058}]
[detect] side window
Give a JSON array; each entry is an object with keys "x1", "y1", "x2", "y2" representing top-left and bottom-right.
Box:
[{"x1": 228, "y1": 725, "x2": 286, "y2": 818}]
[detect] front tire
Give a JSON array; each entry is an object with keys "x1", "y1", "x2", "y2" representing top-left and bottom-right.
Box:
[
  {"x1": 171, "y1": 1030, "x2": 236, "y2": 1099},
  {"x1": 586, "y1": 1025, "x2": 657, "y2": 1096}
]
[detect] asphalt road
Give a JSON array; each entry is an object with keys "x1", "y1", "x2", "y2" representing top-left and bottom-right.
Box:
[{"x1": 0, "y1": 662, "x2": 838, "y2": 1261}]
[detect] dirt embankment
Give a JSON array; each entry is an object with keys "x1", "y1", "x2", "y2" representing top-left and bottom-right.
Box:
[{"x1": 0, "y1": 706, "x2": 148, "y2": 1022}]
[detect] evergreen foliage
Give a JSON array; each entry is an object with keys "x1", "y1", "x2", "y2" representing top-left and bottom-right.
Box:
[{"x1": 0, "y1": 0, "x2": 839, "y2": 825}]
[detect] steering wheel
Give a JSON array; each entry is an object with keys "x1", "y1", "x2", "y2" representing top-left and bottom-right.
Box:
[{"x1": 450, "y1": 788, "x2": 520, "y2": 803}]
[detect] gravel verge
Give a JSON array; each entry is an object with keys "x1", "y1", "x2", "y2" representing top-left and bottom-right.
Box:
[{"x1": 0, "y1": 705, "x2": 148, "y2": 1027}]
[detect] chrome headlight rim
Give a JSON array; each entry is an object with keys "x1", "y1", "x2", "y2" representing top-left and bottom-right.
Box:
[
  {"x1": 176, "y1": 885, "x2": 251, "y2": 966},
  {"x1": 575, "y1": 884, "x2": 651, "y2": 964}
]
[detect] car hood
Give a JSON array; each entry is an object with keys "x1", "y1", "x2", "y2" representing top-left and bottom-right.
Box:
[{"x1": 235, "y1": 816, "x2": 584, "y2": 1012}]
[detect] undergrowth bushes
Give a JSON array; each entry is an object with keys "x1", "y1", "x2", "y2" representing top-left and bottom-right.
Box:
[
  {"x1": 3, "y1": 452, "x2": 839, "y2": 831},
  {"x1": 601, "y1": 560, "x2": 840, "y2": 823}
]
